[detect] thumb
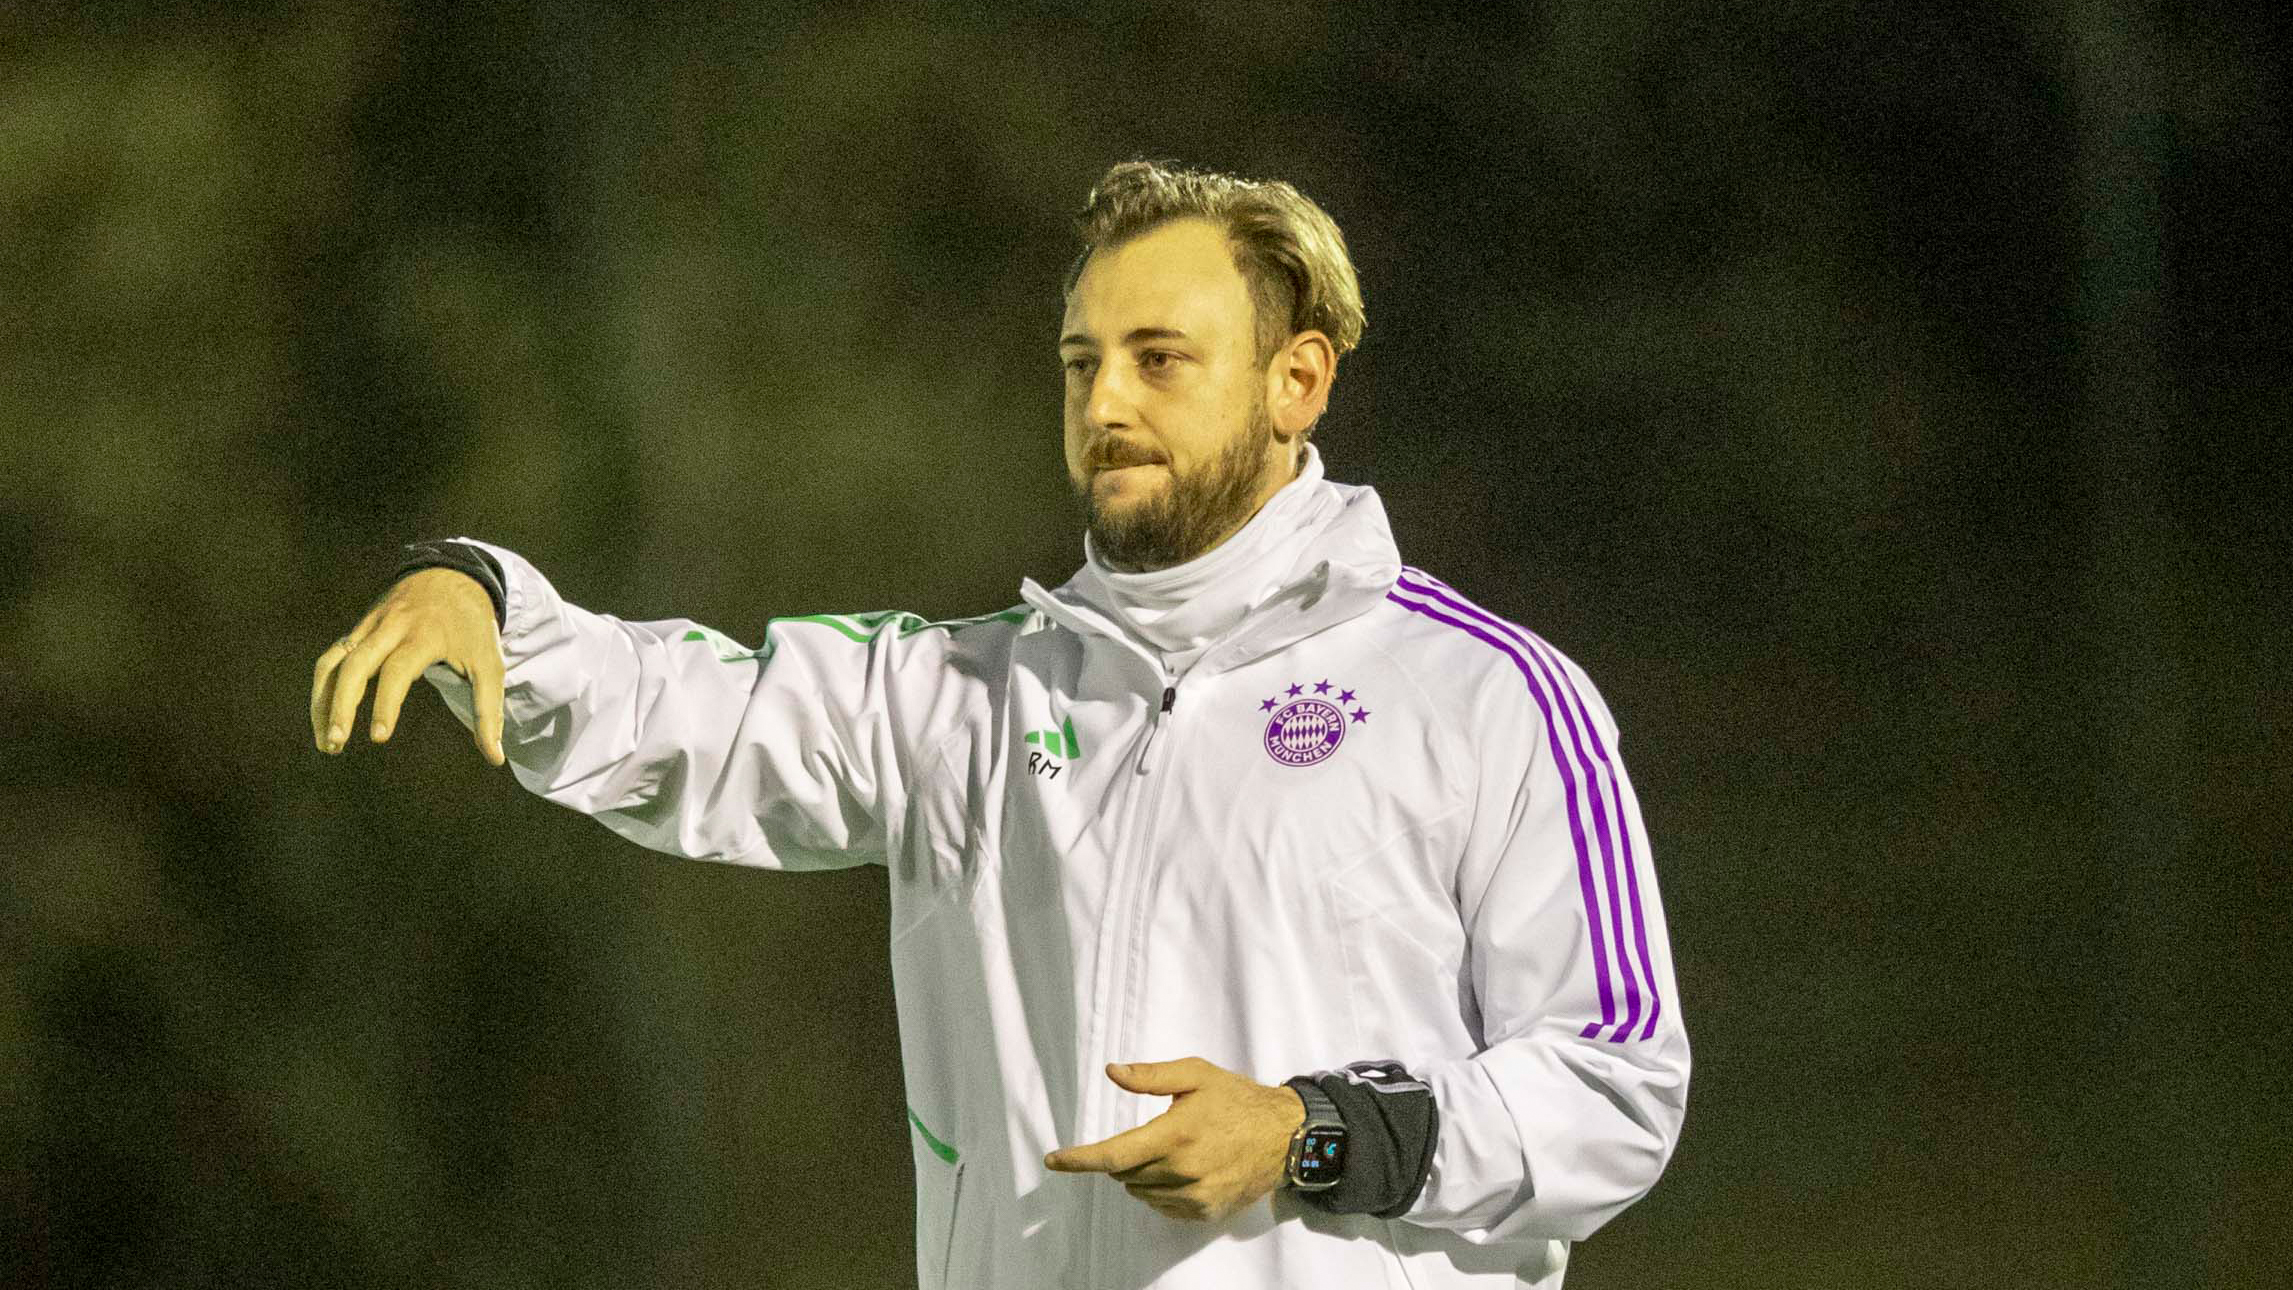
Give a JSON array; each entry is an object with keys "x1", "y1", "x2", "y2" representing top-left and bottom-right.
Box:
[{"x1": 1106, "y1": 1057, "x2": 1216, "y2": 1096}]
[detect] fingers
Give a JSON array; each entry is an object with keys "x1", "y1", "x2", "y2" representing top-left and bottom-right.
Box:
[
  {"x1": 1109, "y1": 1158, "x2": 1190, "y2": 1186},
  {"x1": 1123, "y1": 1182, "x2": 1220, "y2": 1224},
  {"x1": 472, "y1": 640, "x2": 507, "y2": 767},
  {"x1": 366, "y1": 647, "x2": 436, "y2": 747},
  {"x1": 314, "y1": 571, "x2": 507, "y2": 762},
  {"x1": 311, "y1": 638, "x2": 348, "y2": 748},
  {"x1": 312, "y1": 602, "x2": 386, "y2": 747},
  {"x1": 1045, "y1": 1058, "x2": 1224, "y2": 1174},
  {"x1": 1106, "y1": 1057, "x2": 1219, "y2": 1096},
  {"x1": 321, "y1": 619, "x2": 408, "y2": 753},
  {"x1": 1043, "y1": 1117, "x2": 1174, "y2": 1175},
  {"x1": 1125, "y1": 1182, "x2": 1191, "y2": 1217}
]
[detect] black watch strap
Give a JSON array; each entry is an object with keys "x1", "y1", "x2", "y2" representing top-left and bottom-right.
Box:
[{"x1": 1291, "y1": 1079, "x2": 1341, "y2": 1127}]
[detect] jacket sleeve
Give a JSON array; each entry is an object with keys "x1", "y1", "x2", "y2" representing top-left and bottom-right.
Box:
[
  {"x1": 1399, "y1": 640, "x2": 1690, "y2": 1243},
  {"x1": 414, "y1": 536, "x2": 979, "y2": 871}
]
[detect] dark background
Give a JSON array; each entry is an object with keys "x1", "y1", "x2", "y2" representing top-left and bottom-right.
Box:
[{"x1": 4, "y1": 2, "x2": 2286, "y2": 1287}]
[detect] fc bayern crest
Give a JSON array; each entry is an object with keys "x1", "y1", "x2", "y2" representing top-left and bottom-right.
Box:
[{"x1": 1257, "y1": 679, "x2": 1370, "y2": 767}]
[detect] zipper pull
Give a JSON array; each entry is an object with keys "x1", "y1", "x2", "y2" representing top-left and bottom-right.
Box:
[{"x1": 1135, "y1": 685, "x2": 1178, "y2": 774}]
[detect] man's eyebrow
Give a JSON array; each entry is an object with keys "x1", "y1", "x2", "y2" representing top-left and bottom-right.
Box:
[{"x1": 1058, "y1": 327, "x2": 1191, "y2": 350}]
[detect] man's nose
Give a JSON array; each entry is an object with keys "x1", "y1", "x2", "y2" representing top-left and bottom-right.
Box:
[{"x1": 1086, "y1": 364, "x2": 1137, "y2": 430}]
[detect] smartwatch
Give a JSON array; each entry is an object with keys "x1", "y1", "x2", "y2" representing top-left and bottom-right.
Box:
[{"x1": 1283, "y1": 1078, "x2": 1347, "y2": 1191}]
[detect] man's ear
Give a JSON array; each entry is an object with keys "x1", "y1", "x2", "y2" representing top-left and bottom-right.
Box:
[{"x1": 1267, "y1": 330, "x2": 1335, "y2": 443}]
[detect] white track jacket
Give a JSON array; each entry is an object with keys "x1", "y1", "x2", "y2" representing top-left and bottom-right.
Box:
[{"x1": 421, "y1": 470, "x2": 1688, "y2": 1289}]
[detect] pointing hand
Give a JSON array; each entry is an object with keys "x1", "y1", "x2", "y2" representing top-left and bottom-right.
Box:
[{"x1": 1043, "y1": 1057, "x2": 1304, "y2": 1224}]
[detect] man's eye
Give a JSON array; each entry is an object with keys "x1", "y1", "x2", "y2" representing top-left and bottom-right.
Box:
[{"x1": 1140, "y1": 351, "x2": 1176, "y2": 371}]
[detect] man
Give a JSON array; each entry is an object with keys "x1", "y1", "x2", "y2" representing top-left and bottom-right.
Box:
[{"x1": 310, "y1": 160, "x2": 1689, "y2": 1288}]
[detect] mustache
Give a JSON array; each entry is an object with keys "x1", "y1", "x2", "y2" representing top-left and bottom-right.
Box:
[{"x1": 1087, "y1": 440, "x2": 1169, "y2": 471}]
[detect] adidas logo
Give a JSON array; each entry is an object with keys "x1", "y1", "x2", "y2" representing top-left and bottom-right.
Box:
[{"x1": 1024, "y1": 715, "x2": 1081, "y2": 779}]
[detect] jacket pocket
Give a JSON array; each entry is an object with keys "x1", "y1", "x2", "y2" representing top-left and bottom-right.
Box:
[
  {"x1": 907, "y1": 1095, "x2": 967, "y2": 1289},
  {"x1": 935, "y1": 1160, "x2": 967, "y2": 1288}
]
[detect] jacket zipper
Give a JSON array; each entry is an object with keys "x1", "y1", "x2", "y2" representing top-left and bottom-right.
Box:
[
  {"x1": 1092, "y1": 674, "x2": 1182, "y2": 1285},
  {"x1": 1133, "y1": 684, "x2": 1178, "y2": 773}
]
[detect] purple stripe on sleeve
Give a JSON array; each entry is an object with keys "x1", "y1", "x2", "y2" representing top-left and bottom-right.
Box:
[
  {"x1": 1395, "y1": 574, "x2": 1644, "y2": 1041},
  {"x1": 1401, "y1": 569, "x2": 1663, "y2": 1042},
  {"x1": 1383, "y1": 589, "x2": 1621, "y2": 1040}
]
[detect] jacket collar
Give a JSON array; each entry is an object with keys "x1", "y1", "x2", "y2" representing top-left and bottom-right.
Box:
[{"x1": 1019, "y1": 457, "x2": 1402, "y2": 680}]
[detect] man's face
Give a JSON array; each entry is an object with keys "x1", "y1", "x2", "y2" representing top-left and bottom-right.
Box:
[{"x1": 1059, "y1": 217, "x2": 1285, "y2": 571}]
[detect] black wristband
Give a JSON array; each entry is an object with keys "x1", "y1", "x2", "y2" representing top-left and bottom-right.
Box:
[
  {"x1": 391, "y1": 539, "x2": 507, "y2": 632},
  {"x1": 1284, "y1": 1060, "x2": 1439, "y2": 1219}
]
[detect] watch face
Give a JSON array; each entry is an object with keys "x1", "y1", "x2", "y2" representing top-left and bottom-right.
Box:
[{"x1": 1292, "y1": 1127, "x2": 1346, "y2": 1188}]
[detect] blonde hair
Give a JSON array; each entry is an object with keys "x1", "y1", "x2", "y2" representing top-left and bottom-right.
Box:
[{"x1": 1065, "y1": 159, "x2": 1367, "y2": 368}]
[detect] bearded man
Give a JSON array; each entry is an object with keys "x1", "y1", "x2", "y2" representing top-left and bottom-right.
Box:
[{"x1": 311, "y1": 159, "x2": 1690, "y2": 1289}]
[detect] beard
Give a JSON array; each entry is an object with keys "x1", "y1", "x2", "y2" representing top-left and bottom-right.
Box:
[{"x1": 1077, "y1": 398, "x2": 1277, "y2": 572}]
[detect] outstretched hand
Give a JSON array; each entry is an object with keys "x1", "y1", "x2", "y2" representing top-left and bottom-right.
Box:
[
  {"x1": 1043, "y1": 1057, "x2": 1304, "y2": 1224},
  {"x1": 311, "y1": 567, "x2": 506, "y2": 766}
]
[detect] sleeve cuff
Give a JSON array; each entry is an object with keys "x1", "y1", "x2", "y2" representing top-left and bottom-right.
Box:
[
  {"x1": 391, "y1": 539, "x2": 508, "y2": 632},
  {"x1": 1285, "y1": 1060, "x2": 1439, "y2": 1219}
]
